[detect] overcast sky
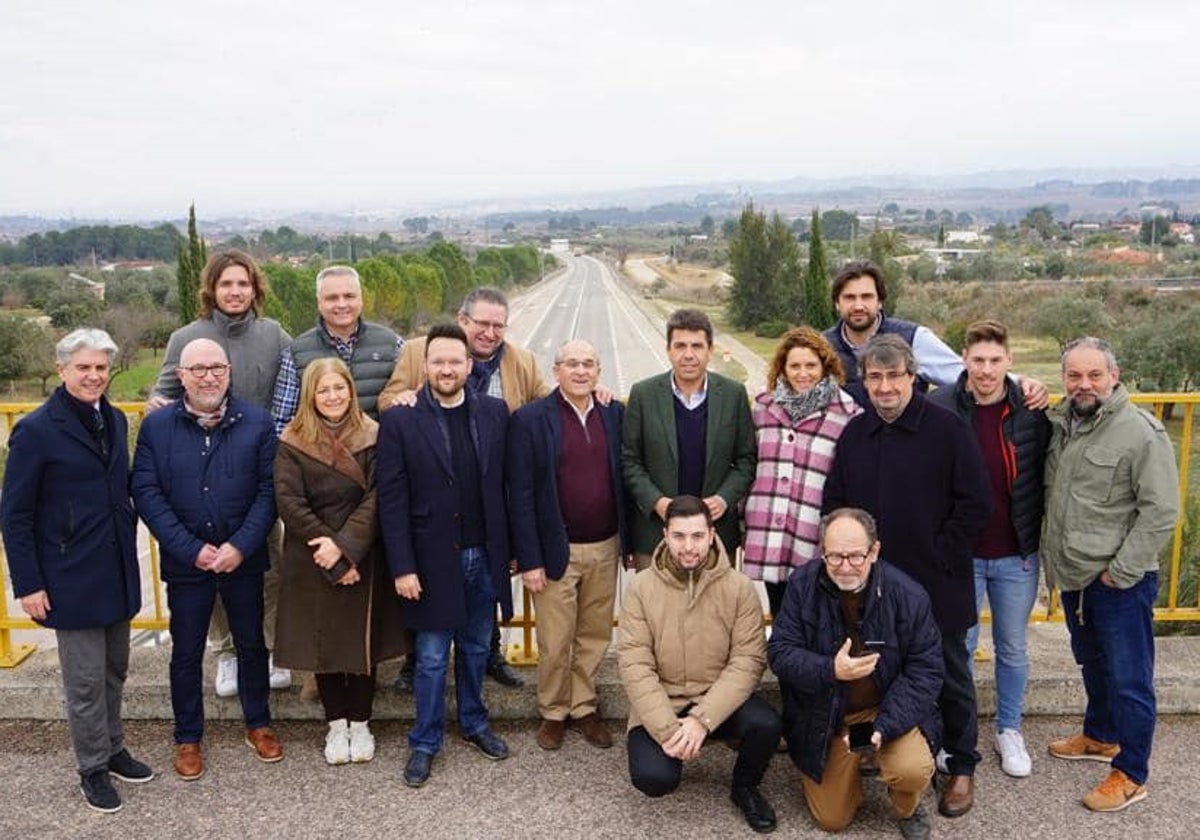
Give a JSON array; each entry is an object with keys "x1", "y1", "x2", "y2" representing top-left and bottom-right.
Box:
[{"x1": 2, "y1": 0, "x2": 1197, "y2": 217}]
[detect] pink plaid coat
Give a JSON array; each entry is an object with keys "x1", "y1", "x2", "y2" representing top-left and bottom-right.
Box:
[{"x1": 742, "y1": 387, "x2": 862, "y2": 583}]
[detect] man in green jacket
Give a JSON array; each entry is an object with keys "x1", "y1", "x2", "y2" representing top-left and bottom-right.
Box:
[
  {"x1": 622, "y1": 309, "x2": 756, "y2": 569},
  {"x1": 1041, "y1": 337, "x2": 1178, "y2": 814}
]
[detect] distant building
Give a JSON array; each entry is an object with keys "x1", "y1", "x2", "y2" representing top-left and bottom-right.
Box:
[
  {"x1": 549, "y1": 238, "x2": 571, "y2": 254},
  {"x1": 68, "y1": 272, "x2": 106, "y2": 301}
]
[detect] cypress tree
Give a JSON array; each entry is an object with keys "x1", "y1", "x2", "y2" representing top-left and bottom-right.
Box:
[
  {"x1": 176, "y1": 203, "x2": 203, "y2": 325},
  {"x1": 803, "y1": 208, "x2": 835, "y2": 329}
]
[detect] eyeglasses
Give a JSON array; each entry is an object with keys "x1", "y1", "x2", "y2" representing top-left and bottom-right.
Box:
[
  {"x1": 822, "y1": 550, "x2": 872, "y2": 567},
  {"x1": 179, "y1": 364, "x2": 230, "y2": 379},
  {"x1": 461, "y1": 312, "x2": 507, "y2": 333},
  {"x1": 863, "y1": 370, "x2": 912, "y2": 387},
  {"x1": 556, "y1": 359, "x2": 598, "y2": 370}
]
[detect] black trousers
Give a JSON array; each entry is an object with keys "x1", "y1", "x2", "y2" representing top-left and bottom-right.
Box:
[
  {"x1": 627, "y1": 693, "x2": 782, "y2": 797},
  {"x1": 316, "y1": 671, "x2": 376, "y2": 723},
  {"x1": 940, "y1": 628, "x2": 981, "y2": 775},
  {"x1": 764, "y1": 581, "x2": 787, "y2": 619}
]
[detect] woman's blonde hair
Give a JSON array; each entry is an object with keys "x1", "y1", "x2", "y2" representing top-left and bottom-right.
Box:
[{"x1": 287, "y1": 357, "x2": 366, "y2": 445}]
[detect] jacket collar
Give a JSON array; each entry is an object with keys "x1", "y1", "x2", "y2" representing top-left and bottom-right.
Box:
[
  {"x1": 1049, "y1": 382, "x2": 1131, "y2": 434},
  {"x1": 279, "y1": 415, "x2": 378, "y2": 489},
  {"x1": 863, "y1": 390, "x2": 927, "y2": 435}
]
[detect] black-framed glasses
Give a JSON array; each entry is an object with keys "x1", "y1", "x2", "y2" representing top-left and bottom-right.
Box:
[
  {"x1": 180, "y1": 363, "x2": 230, "y2": 379},
  {"x1": 822, "y1": 550, "x2": 872, "y2": 568}
]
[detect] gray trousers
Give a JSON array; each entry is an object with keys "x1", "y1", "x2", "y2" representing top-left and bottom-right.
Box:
[{"x1": 55, "y1": 621, "x2": 130, "y2": 774}]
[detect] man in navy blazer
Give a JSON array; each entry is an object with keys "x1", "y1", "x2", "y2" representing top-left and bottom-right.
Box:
[
  {"x1": 622, "y1": 309, "x2": 756, "y2": 569},
  {"x1": 1, "y1": 328, "x2": 152, "y2": 813},
  {"x1": 507, "y1": 339, "x2": 629, "y2": 751},
  {"x1": 378, "y1": 322, "x2": 513, "y2": 787}
]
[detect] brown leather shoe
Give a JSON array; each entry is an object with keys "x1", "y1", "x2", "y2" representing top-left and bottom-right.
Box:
[
  {"x1": 174, "y1": 742, "x2": 204, "y2": 781},
  {"x1": 938, "y1": 774, "x2": 975, "y2": 818},
  {"x1": 245, "y1": 727, "x2": 284, "y2": 763},
  {"x1": 573, "y1": 713, "x2": 613, "y2": 749},
  {"x1": 536, "y1": 719, "x2": 566, "y2": 751}
]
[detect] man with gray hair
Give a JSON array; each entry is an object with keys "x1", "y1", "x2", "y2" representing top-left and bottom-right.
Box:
[
  {"x1": 2, "y1": 328, "x2": 153, "y2": 813},
  {"x1": 823, "y1": 333, "x2": 991, "y2": 819},
  {"x1": 270, "y1": 264, "x2": 404, "y2": 435},
  {"x1": 1043, "y1": 337, "x2": 1178, "y2": 812}
]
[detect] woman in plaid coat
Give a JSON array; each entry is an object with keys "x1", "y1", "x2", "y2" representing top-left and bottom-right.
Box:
[{"x1": 742, "y1": 328, "x2": 862, "y2": 615}]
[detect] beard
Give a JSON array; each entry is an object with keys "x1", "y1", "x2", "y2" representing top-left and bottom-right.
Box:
[{"x1": 1069, "y1": 395, "x2": 1103, "y2": 418}]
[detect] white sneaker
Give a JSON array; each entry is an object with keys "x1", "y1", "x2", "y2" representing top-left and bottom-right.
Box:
[
  {"x1": 214, "y1": 657, "x2": 238, "y2": 698},
  {"x1": 935, "y1": 748, "x2": 950, "y2": 775},
  {"x1": 325, "y1": 719, "x2": 350, "y2": 765},
  {"x1": 349, "y1": 721, "x2": 375, "y2": 763},
  {"x1": 268, "y1": 655, "x2": 292, "y2": 690},
  {"x1": 995, "y1": 729, "x2": 1032, "y2": 777}
]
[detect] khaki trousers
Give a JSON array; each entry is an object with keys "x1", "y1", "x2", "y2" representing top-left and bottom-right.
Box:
[
  {"x1": 533, "y1": 535, "x2": 619, "y2": 720},
  {"x1": 209, "y1": 519, "x2": 283, "y2": 657},
  {"x1": 801, "y1": 708, "x2": 934, "y2": 832}
]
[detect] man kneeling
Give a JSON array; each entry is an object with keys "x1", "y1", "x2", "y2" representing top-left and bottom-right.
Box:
[
  {"x1": 617, "y1": 495, "x2": 782, "y2": 833},
  {"x1": 768, "y1": 508, "x2": 942, "y2": 839}
]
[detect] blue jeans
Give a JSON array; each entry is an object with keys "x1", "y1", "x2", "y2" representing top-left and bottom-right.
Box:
[
  {"x1": 408, "y1": 547, "x2": 496, "y2": 756},
  {"x1": 966, "y1": 554, "x2": 1040, "y2": 732},
  {"x1": 167, "y1": 571, "x2": 271, "y2": 743},
  {"x1": 1061, "y1": 573, "x2": 1158, "y2": 785}
]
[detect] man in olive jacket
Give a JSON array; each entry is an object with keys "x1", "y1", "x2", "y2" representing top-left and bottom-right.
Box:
[
  {"x1": 617, "y1": 495, "x2": 781, "y2": 833},
  {"x1": 622, "y1": 309, "x2": 756, "y2": 569},
  {"x1": 1042, "y1": 337, "x2": 1178, "y2": 813}
]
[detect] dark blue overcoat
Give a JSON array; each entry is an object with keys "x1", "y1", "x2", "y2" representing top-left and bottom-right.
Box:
[
  {"x1": 377, "y1": 386, "x2": 512, "y2": 631},
  {"x1": 1, "y1": 387, "x2": 140, "y2": 630}
]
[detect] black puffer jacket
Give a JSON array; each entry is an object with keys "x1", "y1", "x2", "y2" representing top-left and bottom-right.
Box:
[
  {"x1": 767, "y1": 559, "x2": 943, "y2": 784},
  {"x1": 929, "y1": 373, "x2": 1050, "y2": 555}
]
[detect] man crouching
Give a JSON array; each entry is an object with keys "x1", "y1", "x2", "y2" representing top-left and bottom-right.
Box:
[
  {"x1": 768, "y1": 508, "x2": 942, "y2": 839},
  {"x1": 617, "y1": 495, "x2": 781, "y2": 833}
]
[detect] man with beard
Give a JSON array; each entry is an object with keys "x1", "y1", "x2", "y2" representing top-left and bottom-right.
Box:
[
  {"x1": 769, "y1": 508, "x2": 942, "y2": 839},
  {"x1": 133, "y1": 339, "x2": 282, "y2": 780},
  {"x1": 378, "y1": 323, "x2": 513, "y2": 787},
  {"x1": 1042, "y1": 337, "x2": 1178, "y2": 813}
]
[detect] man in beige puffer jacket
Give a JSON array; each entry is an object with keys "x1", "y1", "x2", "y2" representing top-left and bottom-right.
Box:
[{"x1": 618, "y1": 495, "x2": 782, "y2": 834}]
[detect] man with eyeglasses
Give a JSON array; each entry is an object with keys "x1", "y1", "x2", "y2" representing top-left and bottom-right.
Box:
[
  {"x1": 507, "y1": 340, "x2": 630, "y2": 751},
  {"x1": 133, "y1": 338, "x2": 283, "y2": 781},
  {"x1": 823, "y1": 334, "x2": 991, "y2": 819},
  {"x1": 769, "y1": 507, "x2": 942, "y2": 839},
  {"x1": 147, "y1": 249, "x2": 292, "y2": 699},
  {"x1": 379, "y1": 287, "x2": 550, "y2": 690}
]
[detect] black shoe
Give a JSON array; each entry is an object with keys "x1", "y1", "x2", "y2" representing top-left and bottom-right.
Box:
[
  {"x1": 80, "y1": 769, "x2": 122, "y2": 813},
  {"x1": 403, "y1": 751, "x2": 432, "y2": 788},
  {"x1": 731, "y1": 785, "x2": 776, "y2": 833},
  {"x1": 107, "y1": 749, "x2": 154, "y2": 784},
  {"x1": 898, "y1": 804, "x2": 932, "y2": 840},
  {"x1": 393, "y1": 660, "x2": 414, "y2": 694},
  {"x1": 464, "y1": 729, "x2": 510, "y2": 761},
  {"x1": 486, "y1": 657, "x2": 524, "y2": 688}
]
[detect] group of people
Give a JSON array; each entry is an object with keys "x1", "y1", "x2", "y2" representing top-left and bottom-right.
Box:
[{"x1": 1, "y1": 253, "x2": 1179, "y2": 838}]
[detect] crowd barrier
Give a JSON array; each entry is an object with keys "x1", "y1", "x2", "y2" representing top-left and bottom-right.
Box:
[{"x1": 2, "y1": 394, "x2": 1197, "y2": 668}]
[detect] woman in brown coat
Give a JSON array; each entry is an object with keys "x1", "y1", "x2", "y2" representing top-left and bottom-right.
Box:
[{"x1": 274, "y1": 358, "x2": 404, "y2": 765}]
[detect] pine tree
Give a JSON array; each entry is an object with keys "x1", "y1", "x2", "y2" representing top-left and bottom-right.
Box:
[
  {"x1": 176, "y1": 203, "x2": 204, "y2": 325},
  {"x1": 726, "y1": 204, "x2": 778, "y2": 330},
  {"x1": 803, "y1": 208, "x2": 835, "y2": 329}
]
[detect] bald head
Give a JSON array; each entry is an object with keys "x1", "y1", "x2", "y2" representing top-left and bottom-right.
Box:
[{"x1": 177, "y1": 338, "x2": 230, "y2": 411}]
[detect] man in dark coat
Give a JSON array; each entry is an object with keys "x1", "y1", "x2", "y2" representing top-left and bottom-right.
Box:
[
  {"x1": 132, "y1": 338, "x2": 282, "y2": 781},
  {"x1": 378, "y1": 322, "x2": 513, "y2": 787},
  {"x1": 823, "y1": 334, "x2": 991, "y2": 818},
  {"x1": 1, "y1": 328, "x2": 153, "y2": 813},
  {"x1": 769, "y1": 508, "x2": 942, "y2": 838},
  {"x1": 507, "y1": 339, "x2": 629, "y2": 751}
]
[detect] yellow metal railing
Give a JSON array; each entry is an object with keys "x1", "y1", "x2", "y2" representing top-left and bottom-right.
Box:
[{"x1": 3, "y1": 394, "x2": 1198, "y2": 669}]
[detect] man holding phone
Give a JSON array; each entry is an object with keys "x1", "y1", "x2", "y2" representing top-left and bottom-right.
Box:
[{"x1": 769, "y1": 508, "x2": 944, "y2": 839}]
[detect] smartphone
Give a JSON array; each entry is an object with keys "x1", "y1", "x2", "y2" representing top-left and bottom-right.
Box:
[{"x1": 848, "y1": 722, "x2": 875, "y2": 753}]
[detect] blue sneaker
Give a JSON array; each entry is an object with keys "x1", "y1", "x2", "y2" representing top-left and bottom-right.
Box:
[
  {"x1": 403, "y1": 751, "x2": 433, "y2": 787},
  {"x1": 464, "y1": 729, "x2": 509, "y2": 761}
]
